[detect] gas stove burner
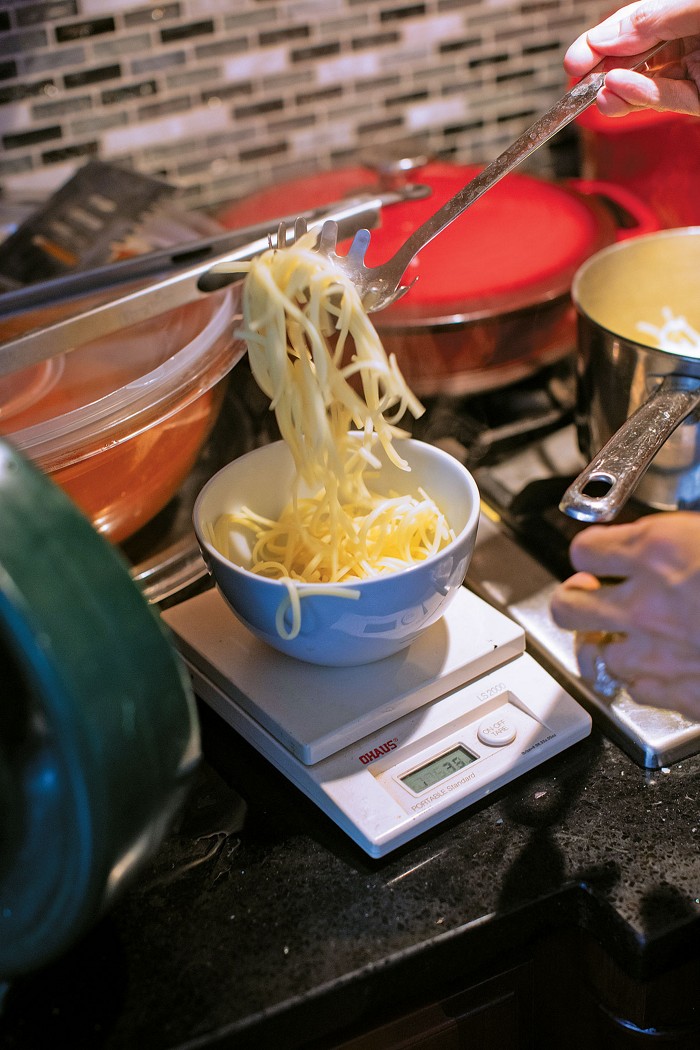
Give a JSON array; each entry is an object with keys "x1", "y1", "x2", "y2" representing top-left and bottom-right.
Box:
[{"x1": 410, "y1": 356, "x2": 576, "y2": 470}]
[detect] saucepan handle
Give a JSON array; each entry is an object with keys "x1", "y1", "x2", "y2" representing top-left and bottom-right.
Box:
[{"x1": 559, "y1": 374, "x2": 700, "y2": 523}]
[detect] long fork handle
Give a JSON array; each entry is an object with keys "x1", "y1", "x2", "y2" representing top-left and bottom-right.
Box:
[{"x1": 384, "y1": 42, "x2": 667, "y2": 276}]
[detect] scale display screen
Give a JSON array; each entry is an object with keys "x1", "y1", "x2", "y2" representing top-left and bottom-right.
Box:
[{"x1": 401, "y1": 745, "x2": 478, "y2": 793}]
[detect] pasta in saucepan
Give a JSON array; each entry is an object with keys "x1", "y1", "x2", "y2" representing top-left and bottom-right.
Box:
[{"x1": 637, "y1": 307, "x2": 700, "y2": 357}]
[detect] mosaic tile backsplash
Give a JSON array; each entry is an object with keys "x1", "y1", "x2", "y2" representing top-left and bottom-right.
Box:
[{"x1": 0, "y1": 0, "x2": 610, "y2": 215}]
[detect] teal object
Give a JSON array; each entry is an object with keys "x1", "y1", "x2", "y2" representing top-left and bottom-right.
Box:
[{"x1": 0, "y1": 437, "x2": 200, "y2": 978}]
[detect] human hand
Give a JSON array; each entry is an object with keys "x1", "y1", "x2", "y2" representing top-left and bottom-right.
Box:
[
  {"x1": 550, "y1": 512, "x2": 700, "y2": 721},
  {"x1": 564, "y1": 0, "x2": 700, "y2": 117}
]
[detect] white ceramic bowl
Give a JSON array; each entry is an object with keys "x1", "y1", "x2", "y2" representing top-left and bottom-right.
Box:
[{"x1": 193, "y1": 437, "x2": 480, "y2": 666}]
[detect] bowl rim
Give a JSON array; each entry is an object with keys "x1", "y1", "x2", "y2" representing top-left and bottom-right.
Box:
[{"x1": 193, "y1": 435, "x2": 481, "y2": 592}]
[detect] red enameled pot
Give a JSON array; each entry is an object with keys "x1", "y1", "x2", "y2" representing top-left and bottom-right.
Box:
[{"x1": 218, "y1": 162, "x2": 659, "y2": 395}]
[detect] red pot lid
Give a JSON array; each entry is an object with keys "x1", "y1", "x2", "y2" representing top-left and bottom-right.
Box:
[{"x1": 218, "y1": 162, "x2": 617, "y2": 327}]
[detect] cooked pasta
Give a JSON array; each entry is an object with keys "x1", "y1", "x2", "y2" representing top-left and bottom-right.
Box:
[
  {"x1": 637, "y1": 307, "x2": 700, "y2": 357},
  {"x1": 209, "y1": 228, "x2": 455, "y2": 585}
]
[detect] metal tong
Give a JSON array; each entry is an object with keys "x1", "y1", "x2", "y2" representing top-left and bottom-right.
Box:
[{"x1": 0, "y1": 184, "x2": 429, "y2": 379}]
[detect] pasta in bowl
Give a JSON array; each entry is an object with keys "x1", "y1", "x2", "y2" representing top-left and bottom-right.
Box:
[
  {"x1": 192, "y1": 222, "x2": 480, "y2": 665},
  {"x1": 193, "y1": 435, "x2": 480, "y2": 666}
]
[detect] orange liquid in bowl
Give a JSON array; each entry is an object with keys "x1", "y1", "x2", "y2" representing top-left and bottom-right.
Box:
[
  {"x1": 49, "y1": 381, "x2": 226, "y2": 543},
  {"x1": 1, "y1": 293, "x2": 241, "y2": 543}
]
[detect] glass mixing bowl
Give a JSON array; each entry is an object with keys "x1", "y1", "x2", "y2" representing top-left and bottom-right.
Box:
[{"x1": 0, "y1": 285, "x2": 245, "y2": 544}]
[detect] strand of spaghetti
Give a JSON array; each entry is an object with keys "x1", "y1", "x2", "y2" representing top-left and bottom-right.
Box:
[
  {"x1": 219, "y1": 486, "x2": 452, "y2": 583},
  {"x1": 243, "y1": 235, "x2": 416, "y2": 447},
  {"x1": 637, "y1": 308, "x2": 700, "y2": 356},
  {"x1": 275, "y1": 580, "x2": 362, "y2": 640}
]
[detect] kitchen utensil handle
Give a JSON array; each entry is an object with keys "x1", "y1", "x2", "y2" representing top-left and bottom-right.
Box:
[
  {"x1": 382, "y1": 42, "x2": 667, "y2": 276},
  {"x1": 559, "y1": 375, "x2": 700, "y2": 522}
]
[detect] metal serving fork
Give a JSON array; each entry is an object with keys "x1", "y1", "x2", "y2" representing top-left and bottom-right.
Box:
[{"x1": 302, "y1": 42, "x2": 667, "y2": 313}]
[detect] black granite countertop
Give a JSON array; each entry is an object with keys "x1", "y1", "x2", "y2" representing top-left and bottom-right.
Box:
[{"x1": 2, "y1": 667, "x2": 700, "y2": 1049}]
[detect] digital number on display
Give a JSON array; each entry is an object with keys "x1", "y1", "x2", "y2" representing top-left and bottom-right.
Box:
[{"x1": 400, "y1": 745, "x2": 478, "y2": 793}]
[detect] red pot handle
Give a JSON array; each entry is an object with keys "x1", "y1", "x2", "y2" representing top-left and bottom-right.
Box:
[{"x1": 568, "y1": 178, "x2": 661, "y2": 241}]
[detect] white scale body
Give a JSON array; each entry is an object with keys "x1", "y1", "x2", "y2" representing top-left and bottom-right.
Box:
[{"x1": 164, "y1": 587, "x2": 591, "y2": 858}]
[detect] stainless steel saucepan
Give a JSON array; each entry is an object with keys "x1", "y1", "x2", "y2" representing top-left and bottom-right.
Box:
[{"x1": 559, "y1": 227, "x2": 700, "y2": 522}]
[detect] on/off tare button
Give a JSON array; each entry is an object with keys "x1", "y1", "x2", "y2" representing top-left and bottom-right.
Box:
[{"x1": 477, "y1": 713, "x2": 517, "y2": 747}]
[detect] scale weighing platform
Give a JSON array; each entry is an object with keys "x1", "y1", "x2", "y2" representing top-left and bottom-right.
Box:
[{"x1": 163, "y1": 587, "x2": 591, "y2": 858}]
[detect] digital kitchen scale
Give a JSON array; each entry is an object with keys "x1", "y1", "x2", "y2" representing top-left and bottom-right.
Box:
[{"x1": 163, "y1": 586, "x2": 591, "y2": 857}]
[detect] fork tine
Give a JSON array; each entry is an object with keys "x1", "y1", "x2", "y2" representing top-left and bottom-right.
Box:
[
  {"x1": 316, "y1": 220, "x2": 339, "y2": 255},
  {"x1": 275, "y1": 220, "x2": 287, "y2": 249},
  {"x1": 294, "y1": 216, "x2": 307, "y2": 241},
  {"x1": 345, "y1": 227, "x2": 371, "y2": 263}
]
